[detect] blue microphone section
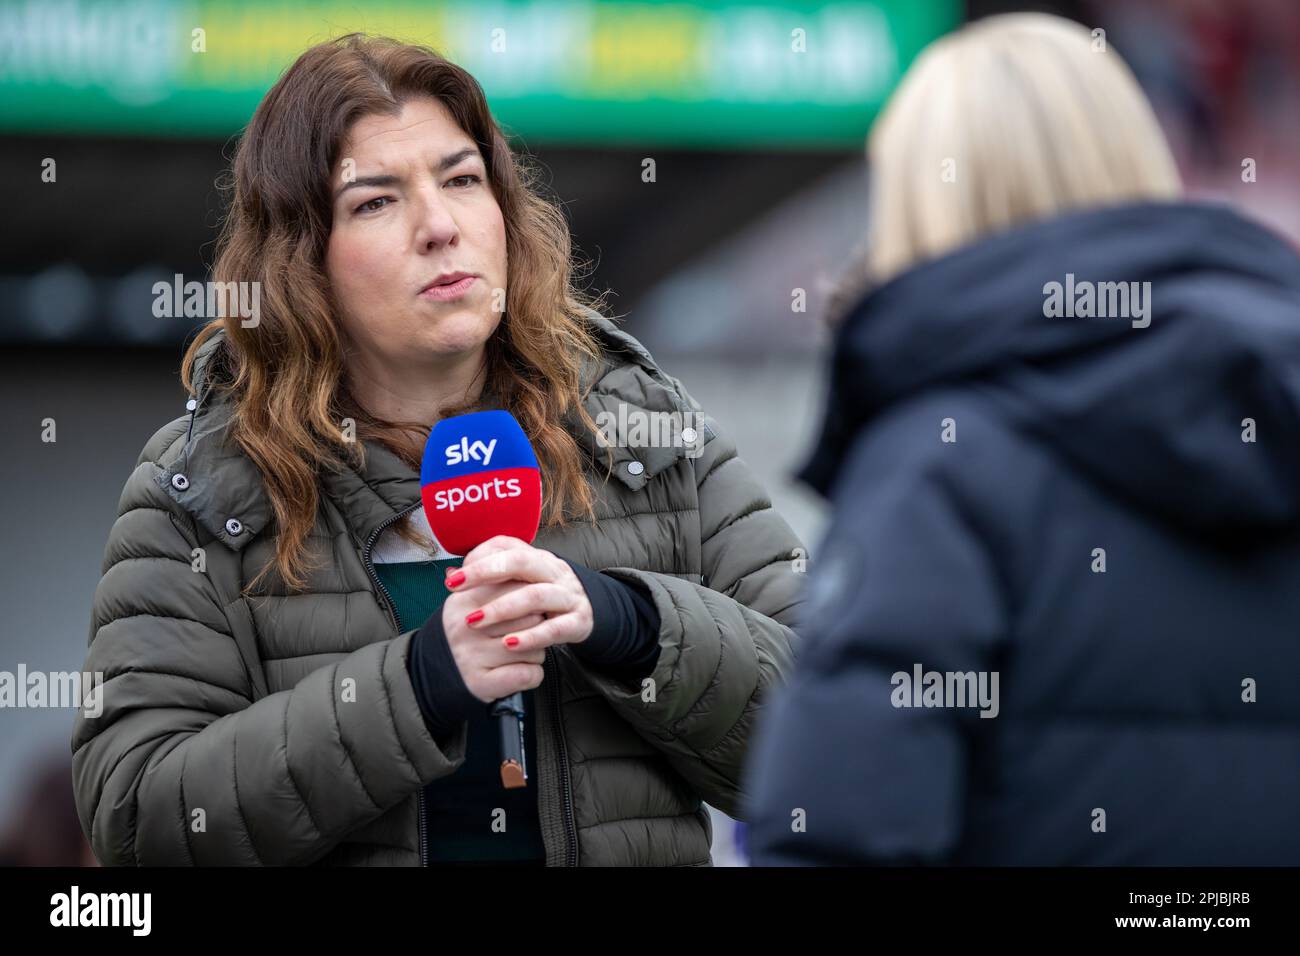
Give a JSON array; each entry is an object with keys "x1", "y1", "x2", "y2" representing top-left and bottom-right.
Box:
[{"x1": 422, "y1": 409, "x2": 540, "y2": 485}]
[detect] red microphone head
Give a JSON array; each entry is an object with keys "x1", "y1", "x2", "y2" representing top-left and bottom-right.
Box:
[{"x1": 420, "y1": 410, "x2": 542, "y2": 557}]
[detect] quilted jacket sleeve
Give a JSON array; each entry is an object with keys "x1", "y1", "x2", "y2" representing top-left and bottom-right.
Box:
[
  {"x1": 566, "y1": 388, "x2": 806, "y2": 820},
  {"x1": 70, "y1": 422, "x2": 468, "y2": 866}
]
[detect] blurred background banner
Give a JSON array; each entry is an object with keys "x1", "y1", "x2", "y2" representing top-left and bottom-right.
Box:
[
  {"x1": 0, "y1": 0, "x2": 959, "y2": 146},
  {"x1": 3, "y1": 0, "x2": 1299, "y2": 866}
]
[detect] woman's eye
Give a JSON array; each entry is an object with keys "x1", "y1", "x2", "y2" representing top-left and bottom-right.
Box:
[
  {"x1": 355, "y1": 196, "x2": 392, "y2": 214},
  {"x1": 447, "y1": 174, "x2": 482, "y2": 189}
]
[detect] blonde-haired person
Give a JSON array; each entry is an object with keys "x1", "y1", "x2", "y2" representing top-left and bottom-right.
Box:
[
  {"x1": 745, "y1": 13, "x2": 1300, "y2": 865},
  {"x1": 72, "y1": 34, "x2": 803, "y2": 866}
]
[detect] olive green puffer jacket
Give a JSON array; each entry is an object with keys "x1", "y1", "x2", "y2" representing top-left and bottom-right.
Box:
[{"x1": 71, "y1": 312, "x2": 805, "y2": 866}]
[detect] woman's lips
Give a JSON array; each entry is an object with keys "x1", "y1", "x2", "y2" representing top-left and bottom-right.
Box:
[{"x1": 419, "y1": 275, "x2": 477, "y2": 302}]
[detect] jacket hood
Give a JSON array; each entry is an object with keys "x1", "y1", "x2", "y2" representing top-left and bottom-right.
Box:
[
  {"x1": 798, "y1": 201, "x2": 1300, "y2": 535},
  {"x1": 160, "y1": 309, "x2": 702, "y2": 552}
]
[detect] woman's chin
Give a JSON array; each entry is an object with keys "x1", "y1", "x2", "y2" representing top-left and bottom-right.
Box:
[{"x1": 415, "y1": 307, "x2": 500, "y2": 354}]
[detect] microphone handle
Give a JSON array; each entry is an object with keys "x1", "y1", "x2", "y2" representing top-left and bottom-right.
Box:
[{"x1": 489, "y1": 692, "x2": 527, "y2": 788}]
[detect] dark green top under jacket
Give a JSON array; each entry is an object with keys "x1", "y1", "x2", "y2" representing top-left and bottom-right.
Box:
[{"x1": 374, "y1": 559, "x2": 545, "y2": 866}]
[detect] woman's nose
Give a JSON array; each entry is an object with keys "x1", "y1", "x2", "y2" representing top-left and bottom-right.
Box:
[{"x1": 414, "y1": 193, "x2": 459, "y2": 249}]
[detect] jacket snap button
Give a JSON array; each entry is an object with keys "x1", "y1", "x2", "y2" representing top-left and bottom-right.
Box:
[
  {"x1": 626, "y1": 460, "x2": 644, "y2": 476},
  {"x1": 225, "y1": 518, "x2": 243, "y2": 536},
  {"x1": 171, "y1": 473, "x2": 189, "y2": 491},
  {"x1": 681, "y1": 427, "x2": 697, "y2": 443}
]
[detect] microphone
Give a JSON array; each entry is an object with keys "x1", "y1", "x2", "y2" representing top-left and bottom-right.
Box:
[{"x1": 421, "y1": 410, "x2": 542, "y2": 789}]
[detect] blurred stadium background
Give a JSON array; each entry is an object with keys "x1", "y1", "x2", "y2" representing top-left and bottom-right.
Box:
[{"x1": 2, "y1": 0, "x2": 1298, "y2": 866}]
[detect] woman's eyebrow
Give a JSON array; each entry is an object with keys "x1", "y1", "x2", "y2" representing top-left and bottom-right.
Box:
[
  {"x1": 437, "y1": 146, "x2": 481, "y2": 171},
  {"x1": 335, "y1": 174, "x2": 401, "y2": 200},
  {"x1": 334, "y1": 148, "x2": 482, "y2": 200}
]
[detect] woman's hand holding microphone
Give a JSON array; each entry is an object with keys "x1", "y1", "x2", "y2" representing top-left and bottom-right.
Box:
[{"x1": 439, "y1": 535, "x2": 594, "y2": 704}]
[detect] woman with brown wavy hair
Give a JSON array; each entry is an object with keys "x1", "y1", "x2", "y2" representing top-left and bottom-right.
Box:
[{"x1": 71, "y1": 34, "x2": 803, "y2": 866}]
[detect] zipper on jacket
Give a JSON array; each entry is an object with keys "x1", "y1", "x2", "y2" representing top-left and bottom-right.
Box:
[
  {"x1": 416, "y1": 789, "x2": 428, "y2": 867},
  {"x1": 360, "y1": 502, "x2": 422, "y2": 627},
  {"x1": 360, "y1": 502, "x2": 429, "y2": 867},
  {"x1": 545, "y1": 647, "x2": 579, "y2": 866}
]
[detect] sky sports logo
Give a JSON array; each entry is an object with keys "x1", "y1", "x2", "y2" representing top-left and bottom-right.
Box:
[
  {"x1": 420, "y1": 411, "x2": 543, "y2": 554},
  {"x1": 444, "y1": 437, "x2": 497, "y2": 467},
  {"x1": 429, "y1": 476, "x2": 523, "y2": 512},
  {"x1": 430, "y1": 437, "x2": 519, "y2": 511}
]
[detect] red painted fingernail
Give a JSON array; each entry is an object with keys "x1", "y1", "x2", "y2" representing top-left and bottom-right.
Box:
[
  {"x1": 504, "y1": 636, "x2": 520, "y2": 648},
  {"x1": 465, "y1": 609, "x2": 484, "y2": 625},
  {"x1": 446, "y1": 571, "x2": 466, "y2": 588},
  {"x1": 444, "y1": 565, "x2": 460, "y2": 576}
]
